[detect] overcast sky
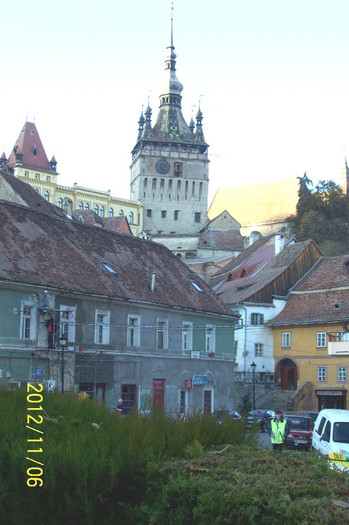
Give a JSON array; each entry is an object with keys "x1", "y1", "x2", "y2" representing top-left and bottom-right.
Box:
[{"x1": 1, "y1": 0, "x2": 349, "y2": 203}]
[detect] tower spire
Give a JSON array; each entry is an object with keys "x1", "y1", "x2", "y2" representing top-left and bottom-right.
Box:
[{"x1": 160, "y1": 1, "x2": 183, "y2": 108}]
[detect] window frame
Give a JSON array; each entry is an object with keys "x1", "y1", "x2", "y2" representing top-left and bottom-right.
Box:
[
  {"x1": 157, "y1": 318, "x2": 168, "y2": 350},
  {"x1": 317, "y1": 366, "x2": 327, "y2": 383},
  {"x1": 254, "y1": 343, "x2": 263, "y2": 357},
  {"x1": 317, "y1": 332, "x2": 327, "y2": 348},
  {"x1": 94, "y1": 310, "x2": 110, "y2": 345},
  {"x1": 182, "y1": 321, "x2": 193, "y2": 351},
  {"x1": 337, "y1": 366, "x2": 348, "y2": 383},
  {"x1": 20, "y1": 301, "x2": 37, "y2": 340},
  {"x1": 251, "y1": 312, "x2": 264, "y2": 325},
  {"x1": 127, "y1": 315, "x2": 141, "y2": 347},
  {"x1": 205, "y1": 325, "x2": 216, "y2": 353},
  {"x1": 60, "y1": 305, "x2": 76, "y2": 343},
  {"x1": 282, "y1": 332, "x2": 291, "y2": 348}
]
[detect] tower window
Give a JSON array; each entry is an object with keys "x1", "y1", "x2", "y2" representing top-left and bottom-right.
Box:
[
  {"x1": 78, "y1": 202, "x2": 83, "y2": 210},
  {"x1": 174, "y1": 162, "x2": 182, "y2": 177},
  {"x1": 152, "y1": 178, "x2": 157, "y2": 191},
  {"x1": 99, "y1": 206, "x2": 104, "y2": 218},
  {"x1": 109, "y1": 207, "x2": 114, "y2": 217},
  {"x1": 144, "y1": 178, "x2": 148, "y2": 190},
  {"x1": 84, "y1": 202, "x2": 89, "y2": 210},
  {"x1": 147, "y1": 209, "x2": 152, "y2": 217},
  {"x1": 119, "y1": 209, "x2": 124, "y2": 216},
  {"x1": 43, "y1": 191, "x2": 49, "y2": 202},
  {"x1": 129, "y1": 212, "x2": 134, "y2": 224},
  {"x1": 194, "y1": 212, "x2": 201, "y2": 223},
  {"x1": 174, "y1": 210, "x2": 179, "y2": 221},
  {"x1": 192, "y1": 181, "x2": 195, "y2": 197},
  {"x1": 161, "y1": 210, "x2": 167, "y2": 218},
  {"x1": 94, "y1": 204, "x2": 99, "y2": 214}
]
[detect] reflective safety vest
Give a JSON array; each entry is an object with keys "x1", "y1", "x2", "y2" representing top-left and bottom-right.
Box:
[{"x1": 270, "y1": 419, "x2": 287, "y2": 444}]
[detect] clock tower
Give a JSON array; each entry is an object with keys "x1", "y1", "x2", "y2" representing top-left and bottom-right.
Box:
[{"x1": 130, "y1": 4, "x2": 209, "y2": 237}]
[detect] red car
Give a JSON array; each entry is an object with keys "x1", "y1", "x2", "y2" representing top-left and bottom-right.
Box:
[{"x1": 284, "y1": 413, "x2": 313, "y2": 450}]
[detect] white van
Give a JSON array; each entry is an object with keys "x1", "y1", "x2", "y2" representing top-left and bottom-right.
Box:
[{"x1": 312, "y1": 409, "x2": 349, "y2": 471}]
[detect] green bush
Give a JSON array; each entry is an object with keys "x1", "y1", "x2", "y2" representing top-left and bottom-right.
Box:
[{"x1": 0, "y1": 388, "x2": 246, "y2": 525}]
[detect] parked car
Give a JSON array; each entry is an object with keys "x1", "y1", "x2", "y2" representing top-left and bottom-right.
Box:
[
  {"x1": 294, "y1": 410, "x2": 319, "y2": 424},
  {"x1": 284, "y1": 413, "x2": 313, "y2": 450},
  {"x1": 312, "y1": 409, "x2": 349, "y2": 471},
  {"x1": 246, "y1": 410, "x2": 275, "y2": 432},
  {"x1": 215, "y1": 409, "x2": 241, "y2": 424}
]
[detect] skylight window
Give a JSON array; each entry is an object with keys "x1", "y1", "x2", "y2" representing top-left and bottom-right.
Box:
[
  {"x1": 334, "y1": 303, "x2": 343, "y2": 310},
  {"x1": 190, "y1": 280, "x2": 204, "y2": 293},
  {"x1": 100, "y1": 260, "x2": 117, "y2": 278}
]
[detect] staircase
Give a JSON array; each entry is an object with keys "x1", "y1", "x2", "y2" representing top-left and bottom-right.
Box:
[
  {"x1": 256, "y1": 387, "x2": 296, "y2": 413},
  {"x1": 234, "y1": 383, "x2": 298, "y2": 413}
]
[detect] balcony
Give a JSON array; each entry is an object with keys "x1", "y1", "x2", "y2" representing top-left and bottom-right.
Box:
[{"x1": 328, "y1": 341, "x2": 349, "y2": 356}]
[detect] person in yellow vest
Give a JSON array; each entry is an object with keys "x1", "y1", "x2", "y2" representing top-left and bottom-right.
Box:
[{"x1": 268, "y1": 410, "x2": 290, "y2": 451}]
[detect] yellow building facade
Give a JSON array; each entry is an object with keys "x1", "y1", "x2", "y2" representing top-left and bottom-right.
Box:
[{"x1": 272, "y1": 324, "x2": 348, "y2": 410}]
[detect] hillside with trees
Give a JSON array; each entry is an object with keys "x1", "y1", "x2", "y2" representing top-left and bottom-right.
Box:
[{"x1": 288, "y1": 174, "x2": 349, "y2": 256}]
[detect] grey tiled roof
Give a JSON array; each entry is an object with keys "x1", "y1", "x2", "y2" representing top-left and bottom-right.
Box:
[{"x1": 0, "y1": 199, "x2": 236, "y2": 318}]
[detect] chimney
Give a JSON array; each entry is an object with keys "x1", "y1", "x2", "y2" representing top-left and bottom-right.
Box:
[
  {"x1": 275, "y1": 233, "x2": 285, "y2": 255},
  {"x1": 63, "y1": 197, "x2": 73, "y2": 218},
  {"x1": 151, "y1": 271, "x2": 156, "y2": 293}
]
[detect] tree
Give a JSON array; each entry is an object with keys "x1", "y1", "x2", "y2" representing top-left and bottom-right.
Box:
[{"x1": 288, "y1": 175, "x2": 349, "y2": 255}]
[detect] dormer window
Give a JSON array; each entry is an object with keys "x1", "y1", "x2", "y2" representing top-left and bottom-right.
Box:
[
  {"x1": 334, "y1": 303, "x2": 343, "y2": 310},
  {"x1": 33, "y1": 146, "x2": 37, "y2": 156}
]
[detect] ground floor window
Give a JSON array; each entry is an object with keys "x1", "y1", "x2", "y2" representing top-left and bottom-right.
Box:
[{"x1": 121, "y1": 384, "x2": 136, "y2": 415}]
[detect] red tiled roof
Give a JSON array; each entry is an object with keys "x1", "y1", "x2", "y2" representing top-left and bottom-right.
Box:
[
  {"x1": 268, "y1": 289, "x2": 349, "y2": 326},
  {"x1": 7, "y1": 122, "x2": 52, "y2": 172},
  {"x1": 0, "y1": 199, "x2": 235, "y2": 318},
  {"x1": 268, "y1": 255, "x2": 349, "y2": 326},
  {"x1": 216, "y1": 240, "x2": 320, "y2": 305},
  {"x1": 209, "y1": 234, "x2": 275, "y2": 288}
]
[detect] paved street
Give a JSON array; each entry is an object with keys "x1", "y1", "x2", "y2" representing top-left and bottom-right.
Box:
[{"x1": 257, "y1": 430, "x2": 272, "y2": 449}]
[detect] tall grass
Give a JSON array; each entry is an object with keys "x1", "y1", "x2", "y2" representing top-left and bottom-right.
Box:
[{"x1": 0, "y1": 388, "x2": 246, "y2": 525}]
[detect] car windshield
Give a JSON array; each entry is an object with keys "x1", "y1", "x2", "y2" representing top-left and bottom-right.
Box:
[
  {"x1": 333, "y1": 422, "x2": 349, "y2": 443},
  {"x1": 287, "y1": 417, "x2": 310, "y2": 429}
]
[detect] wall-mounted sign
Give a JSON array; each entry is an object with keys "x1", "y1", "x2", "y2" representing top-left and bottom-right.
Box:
[
  {"x1": 185, "y1": 379, "x2": 193, "y2": 389},
  {"x1": 191, "y1": 351, "x2": 200, "y2": 359},
  {"x1": 32, "y1": 367, "x2": 44, "y2": 380},
  {"x1": 192, "y1": 375, "x2": 209, "y2": 386},
  {"x1": 316, "y1": 390, "x2": 344, "y2": 396}
]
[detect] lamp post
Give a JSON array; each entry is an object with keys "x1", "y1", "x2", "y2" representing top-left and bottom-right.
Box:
[
  {"x1": 251, "y1": 361, "x2": 257, "y2": 410},
  {"x1": 59, "y1": 337, "x2": 67, "y2": 394}
]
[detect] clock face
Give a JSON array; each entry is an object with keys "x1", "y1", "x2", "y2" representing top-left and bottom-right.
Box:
[{"x1": 155, "y1": 159, "x2": 170, "y2": 174}]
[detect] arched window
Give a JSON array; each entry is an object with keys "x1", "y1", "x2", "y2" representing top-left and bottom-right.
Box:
[
  {"x1": 119, "y1": 209, "x2": 124, "y2": 216},
  {"x1": 99, "y1": 206, "x2": 104, "y2": 218},
  {"x1": 57, "y1": 198, "x2": 63, "y2": 208},
  {"x1": 84, "y1": 202, "x2": 89, "y2": 210},
  {"x1": 129, "y1": 212, "x2": 134, "y2": 224},
  {"x1": 94, "y1": 204, "x2": 99, "y2": 214},
  {"x1": 109, "y1": 207, "x2": 114, "y2": 217},
  {"x1": 78, "y1": 202, "x2": 83, "y2": 210},
  {"x1": 43, "y1": 191, "x2": 49, "y2": 201}
]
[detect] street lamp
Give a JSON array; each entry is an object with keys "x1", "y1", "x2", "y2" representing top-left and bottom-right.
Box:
[
  {"x1": 251, "y1": 361, "x2": 257, "y2": 410},
  {"x1": 59, "y1": 336, "x2": 67, "y2": 394}
]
